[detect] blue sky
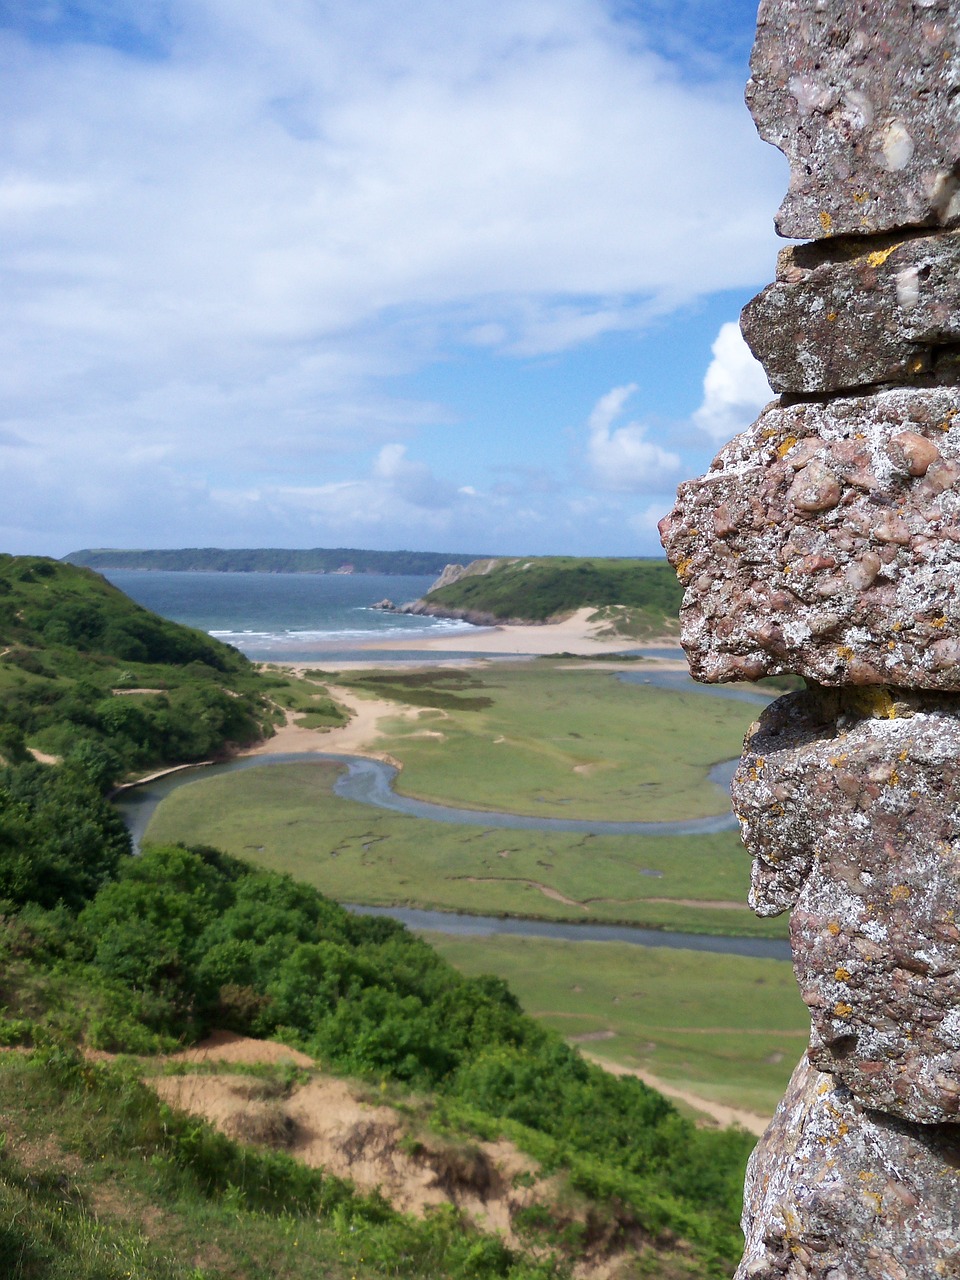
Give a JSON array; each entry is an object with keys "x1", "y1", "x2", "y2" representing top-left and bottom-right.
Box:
[{"x1": 1, "y1": 0, "x2": 787, "y2": 558}]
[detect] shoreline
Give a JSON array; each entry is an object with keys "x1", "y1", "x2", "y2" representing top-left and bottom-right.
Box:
[
  {"x1": 360, "y1": 607, "x2": 679, "y2": 656},
  {"x1": 254, "y1": 608, "x2": 683, "y2": 666}
]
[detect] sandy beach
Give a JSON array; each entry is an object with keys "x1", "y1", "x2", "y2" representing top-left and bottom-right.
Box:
[{"x1": 356, "y1": 607, "x2": 681, "y2": 658}]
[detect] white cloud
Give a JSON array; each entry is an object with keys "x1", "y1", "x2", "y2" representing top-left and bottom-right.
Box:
[
  {"x1": 693, "y1": 321, "x2": 774, "y2": 443},
  {"x1": 586, "y1": 384, "x2": 681, "y2": 492},
  {"x1": 0, "y1": 1, "x2": 785, "y2": 552}
]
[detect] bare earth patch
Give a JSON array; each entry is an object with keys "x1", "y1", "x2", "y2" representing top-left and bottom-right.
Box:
[
  {"x1": 168, "y1": 1029, "x2": 314, "y2": 1068},
  {"x1": 149, "y1": 1054, "x2": 541, "y2": 1248},
  {"x1": 241, "y1": 686, "x2": 425, "y2": 761},
  {"x1": 144, "y1": 1033, "x2": 658, "y2": 1276}
]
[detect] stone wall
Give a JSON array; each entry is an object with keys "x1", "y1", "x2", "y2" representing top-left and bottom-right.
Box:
[{"x1": 660, "y1": 2, "x2": 960, "y2": 1273}]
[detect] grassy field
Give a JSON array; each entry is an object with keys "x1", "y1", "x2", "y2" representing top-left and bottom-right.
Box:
[
  {"x1": 336, "y1": 663, "x2": 760, "y2": 822},
  {"x1": 428, "y1": 934, "x2": 807, "y2": 1119},
  {"x1": 144, "y1": 761, "x2": 785, "y2": 938}
]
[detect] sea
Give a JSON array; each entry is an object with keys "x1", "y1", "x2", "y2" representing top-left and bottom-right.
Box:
[{"x1": 102, "y1": 569, "x2": 487, "y2": 663}]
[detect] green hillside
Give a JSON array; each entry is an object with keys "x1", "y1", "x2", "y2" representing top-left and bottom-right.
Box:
[
  {"x1": 66, "y1": 546, "x2": 488, "y2": 576},
  {"x1": 420, "y1": 556, "x2": 683, "y2": 630},
  {"x1": 0, "y1": 554, "x2": 275, "y2": 780},
  {"x1": 1, "y1": 843, "x2": 753, "y2": 1279}
]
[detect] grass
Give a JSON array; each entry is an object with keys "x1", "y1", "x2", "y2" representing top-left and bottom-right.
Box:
[
  {"x1": 338, "y1": 663, "x2": 760, "y2": 822},
  {"x1": 254, "y1": 667, "x2": 348, "y2": 730},
  {"x1": 0, "y1": 1048, "x2": 567, "y2": 1280},
  {"x1": 143, "y1": 762, "x2": 786, "y2": 938},
  {"x1": 427, "y1": 935, "x2": 807, "y2": 1119},
  {"x1": 586, "y1": 605, "x2": 680, "y2": 642}
]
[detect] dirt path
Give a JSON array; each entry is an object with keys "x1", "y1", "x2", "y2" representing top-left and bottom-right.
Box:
[{"x1": 582, "y1": 1051, "x2": 770, "y2": 1136}]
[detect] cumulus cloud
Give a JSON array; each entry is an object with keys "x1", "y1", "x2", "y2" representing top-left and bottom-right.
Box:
[
  {"x1": 693, "y1": 321, "x2": 773, "y2": 443},
  {"x1": 0, "y1": 0, "x2": 784, "y2": 552},
  {"x1": 586, "y1": 384, "x2": 681, "y2": 492}
]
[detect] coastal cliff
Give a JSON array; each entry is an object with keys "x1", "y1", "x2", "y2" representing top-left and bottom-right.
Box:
[{"x1": 400, "y1": 555, "x2": 683, "y2": 632}]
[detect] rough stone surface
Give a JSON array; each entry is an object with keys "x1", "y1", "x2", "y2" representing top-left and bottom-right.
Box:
[
  {"x1": 737, "y1": 1055, "x2": 960, "y2": 1279},
  {"x1": 659, "y1": 386, "x2": 960, "y2": 689},
  {"x1": 733, "y1": 688, "x2": 960, "y2": 1122},
  {"x1": 741, "y1": 229, "x2": 960, "y2": 394},
  {"x1": 746, "y1": 0, "x2": 960, "y2": 240}
]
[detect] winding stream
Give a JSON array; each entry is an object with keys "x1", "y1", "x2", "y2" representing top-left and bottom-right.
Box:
[
  {"x1": 115, "y1": 752, "x2": 740, "y2": 848},
  {"x1": 114, "y1": 667, "x2": 785, "y2": 959}
]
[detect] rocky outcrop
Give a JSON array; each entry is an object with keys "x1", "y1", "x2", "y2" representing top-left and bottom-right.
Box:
[
  {"x1": 660, "y1": 1, "x2": 960, "y2": 1272},
  {"x1": 398, "y1": 600, "x2": 505, "y2": 627},
  {"x1": 741, "y1": 230, "x2": 960, "y2": 394},
  {"x1": 739, "y1": 1057, "x2": 960, "y2": 1278},
  {"x1": 427, "y1": 558, "x2": 515, "y2": 593},
  {"x1": 660, "y1": 387, "x2": 960, "y2": 688},
  {"x1": 746, "y1": 0, "x2": 960, "y2": 240}
]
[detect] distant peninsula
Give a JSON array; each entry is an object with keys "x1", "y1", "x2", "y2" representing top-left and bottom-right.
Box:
[
  {"x1": 400, "y1": 555, "x2": 683, "y2": 639},
  {"x1": 64, "y1": 546, "x2": 489, "y2": 576}
]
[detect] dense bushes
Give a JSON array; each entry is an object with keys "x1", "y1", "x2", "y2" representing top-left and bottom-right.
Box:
[
  {"x1": 0, "y1": 758, "x2": 130, "y2": 910},
  {"x1": 0, "y1": 817, "x2": 753, "y2": 1271},
  {"x1": 0, "y1": 556, "x2": 274, "y2": 783},
  {"x1": 53, "y1": 843, "x2": 753, "y2": 1262}
]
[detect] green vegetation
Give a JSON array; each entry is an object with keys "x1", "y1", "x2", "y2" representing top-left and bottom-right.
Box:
[
  {"x1": 257, "y1": 666, "x2": 348, "y2": 731},
  {"x1": 0, "y1": 557, "x2": 782, "y2": 1276},
  {"x1": 0, "y1": 1046, "x2": 570, "y2": 1280},
  {"x1": 66, "y1": 547, "x2": 487, "y2": 576},
  {"x1": 421, "y1": 557, "x2": 682, "y2": 629},
  {"x1": 1, "y1": 843, "x2": 756, "y2": 1276},
  {"x1": 429, "y1": 935, "x2": 807, "y2": 1118},
  {"x1": 337, "y1": 663, "x2": 755, "y2": 822},
  {"x1": 144, "y1": 761, "x2": 786, "y2": 939},
  {"x1": 0, "y1": 555, "x2": 276, "y2": 780}
]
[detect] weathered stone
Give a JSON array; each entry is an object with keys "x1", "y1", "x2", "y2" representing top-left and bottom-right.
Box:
[
  {"x1": 659, "y1": 386, "x2": 960, "y2": 689},
  {"x1": 746, "y1": 0, "x2": 960, "y2": 240},
  {"x1": 733, "y1": 688, "x2": 960, "y2": 1122},
  {"x1": 741, "y1": 229, "x2": 960, "y2": 393},
  {"x1": 737, "y1": 1056, "x2": 960, "y2": 1279}
]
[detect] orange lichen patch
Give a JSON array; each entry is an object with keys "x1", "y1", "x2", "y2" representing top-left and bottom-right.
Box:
[
  {"x1": 848, "y1": 687, "x2": 898, "y2": 720},
  {"x1": 835, "y1": 968, "x2": 852, "y2": 982},
  {"x1": 866, "y1": 243, "x2": 902, "y2": 268}
]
